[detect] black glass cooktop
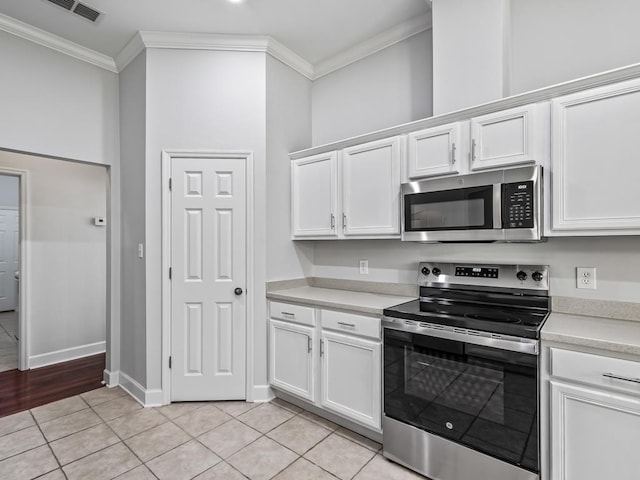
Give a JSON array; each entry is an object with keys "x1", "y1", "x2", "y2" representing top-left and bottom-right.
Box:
[{"x1": 383, "y1": 298, "x2": 549, "y2": 339}]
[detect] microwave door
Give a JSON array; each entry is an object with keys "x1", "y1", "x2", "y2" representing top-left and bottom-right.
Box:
[{"x1": 403, "y1": 184, "x2": 505, "y2": 242}]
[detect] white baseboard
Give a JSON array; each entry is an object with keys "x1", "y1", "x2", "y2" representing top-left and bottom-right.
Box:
[
  {"x1": 118, "y1": 372, "x2": 165, "y2": 407},
  {"x1": 103, "y1": 369, "x2": 119, "y2": 387},
  {"x1": 251, "y1": 384, "x2": 275, "y2": 403},
  {"x1": 29, "y1": 341, "x2": 106, "y2": 369}
]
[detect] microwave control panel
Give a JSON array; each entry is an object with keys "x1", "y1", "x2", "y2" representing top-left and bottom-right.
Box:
[{"x1": 502, "y1": 181, "x2": 534, "y2": 229}]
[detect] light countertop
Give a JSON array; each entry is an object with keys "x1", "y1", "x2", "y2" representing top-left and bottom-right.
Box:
[
  {"x1": 542, "y1": 312, "x2": 640, "y2": 357},
  {"x1": 266, "y1": 286, "x2": 416, "y2": 316}
]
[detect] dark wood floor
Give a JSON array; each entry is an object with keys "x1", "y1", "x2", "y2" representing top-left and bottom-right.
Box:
[{"x1": 0, "y1": 353, "x2": 105, "y2": 418}]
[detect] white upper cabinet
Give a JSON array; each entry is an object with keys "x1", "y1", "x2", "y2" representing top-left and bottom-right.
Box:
[
  {"x1": 549, "y1": 78, "x2": 640, "y2": 235},
  {"x1": 291, "y1": 136, "x2": 401, "y2": 239},
  {"x1": 470, "y1": 104, "x2": 540, "y2": 171},
  {"x1": 407, "y1": 122, "x2": 461, "y2": 178},
  {"x1": 342, "y1": 137, "x2": 401, "y2": 236},
  {"x1": 291, "y1": 152, "x2": 338, "y2": 238}
]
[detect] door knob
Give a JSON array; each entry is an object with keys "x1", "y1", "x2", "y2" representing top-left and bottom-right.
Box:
[{"x1": 234, "y1": 287, "x2": 243, "y2": 296}]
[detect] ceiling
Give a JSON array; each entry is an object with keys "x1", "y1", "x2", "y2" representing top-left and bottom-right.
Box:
[{"x1": 0, "y1": 0, "x2": 431, "y2": 66}]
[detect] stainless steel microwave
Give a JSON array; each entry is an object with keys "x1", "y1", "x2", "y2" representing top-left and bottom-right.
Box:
[{"x1": 401, "y1": 165, "x2": 543, "y2": 242}]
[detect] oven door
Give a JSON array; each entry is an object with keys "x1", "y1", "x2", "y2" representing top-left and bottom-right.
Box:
[{"x1": 383, "y1": 322, "x2": 539, "y2": 474}]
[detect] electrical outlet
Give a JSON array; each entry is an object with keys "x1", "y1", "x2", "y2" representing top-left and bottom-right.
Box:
[
  {"x1": 577, "y1": 267, "x2": 596, "y2": 289},
  {"x1": 359, "y1": 260, "x2": 369, "y2": 275}
]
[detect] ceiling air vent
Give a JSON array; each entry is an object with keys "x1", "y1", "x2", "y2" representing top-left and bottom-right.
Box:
[
  {"x1": 72, "y1": 2, "x2": 101, "y2": 22},
  {"x1": 44, "y1": 0, "x2": 103, "y2": 23},
  {"x1": 47, "y1": 0, "x2": 75, "y2": 10}
]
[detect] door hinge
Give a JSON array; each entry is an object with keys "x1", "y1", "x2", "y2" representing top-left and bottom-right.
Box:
[
  {"x1": 169, "y1": 267, "x2": 172, "y2": 279},
  {"x1": 169, "y1": 356, "x2": 172, "y2": 369},
  {"x1": 169, "y1": 178, "x2": 172, "y2": 191},
  {"x1": 320, "y1": 339, "x2": 324, "y2": 357}
]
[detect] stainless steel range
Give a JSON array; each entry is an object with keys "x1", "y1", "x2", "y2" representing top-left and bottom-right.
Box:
[{"x1": 382, "y1": 262, "x2": 550, "y2": 480}]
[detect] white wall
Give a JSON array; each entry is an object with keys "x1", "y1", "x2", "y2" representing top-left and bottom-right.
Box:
[
  {"x1": 510, "y1": 0, "x2": 640, "y2": 95},
  {"x1": 0, "y1": 150, "x2": 107, "y2": 364},
  {"x1": 145, "y1": 48, "x2": 268, "y2": 392},
  {"x1": 313, "y1": 237, "x2": 640, "y2": 303},
  {"x1": 0, "y1": 31, "x2": 119, "y2": 165},
  {"x1": 0, "y1": 175, "x2": 19, "y2": 208},
  {"x1": 266, "y1": 55, "x2": 314, "y2": 281},
  {"x1": 118, "y1": 52, "x2": 147, "y2": 387},
  {"x1": 311, "y1": 30, "x2": 433, "y2": 146},
  {"x1": 432, "y1": 0, "x2": 507, "y2": 114}
]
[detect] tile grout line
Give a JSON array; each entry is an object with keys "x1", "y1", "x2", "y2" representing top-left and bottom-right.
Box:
[{"x1": 30, "y1": 409, "x2": 65, "y2": 479}]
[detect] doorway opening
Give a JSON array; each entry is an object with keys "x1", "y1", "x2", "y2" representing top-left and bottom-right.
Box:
[{"x1": 0, "y1": 174, "x2": 20, "y2": 372}]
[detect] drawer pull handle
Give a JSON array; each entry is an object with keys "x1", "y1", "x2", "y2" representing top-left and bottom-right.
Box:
[
  {"x1": 281, "y1": 312, "x2": 295, "y2": 317},
  {"x1": 338, "y1": 322, "x2": 356, "y2": 328},
  {"x1": 603, "y1": 373, "x2": 640, "y2": 384}
]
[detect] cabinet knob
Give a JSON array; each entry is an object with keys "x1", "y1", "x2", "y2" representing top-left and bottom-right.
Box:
[{"x1": 234, "y1": 287, "x2": 243, "y2": 296}]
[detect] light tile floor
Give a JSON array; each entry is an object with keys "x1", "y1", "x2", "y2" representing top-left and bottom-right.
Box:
[
  {"x1": 0, "y1": 310, "x2": 18, "y2": 372},
  {"x1": 0, "y1": 387, "x2": 426, "y2": 479}
]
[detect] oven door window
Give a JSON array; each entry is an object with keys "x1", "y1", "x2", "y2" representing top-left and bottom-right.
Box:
[
  {"x1": 384, "y1": 328, "x2": 538, "y2": 473},
  {"x1": 404, "y1": 185, "x2": 493, "y2": 231}
]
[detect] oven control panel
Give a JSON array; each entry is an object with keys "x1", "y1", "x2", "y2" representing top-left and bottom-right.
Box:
[
  {"x1": 455, "y1": 266, "x2": 499, "y2": 278},
  {"x1": 419, "y1": 262, "x2": 549, "y2": 291}
]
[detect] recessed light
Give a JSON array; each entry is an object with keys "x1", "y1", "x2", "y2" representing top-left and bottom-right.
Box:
[{"x1": 227, "y1": 0, "x2": 245, "y2": 4}]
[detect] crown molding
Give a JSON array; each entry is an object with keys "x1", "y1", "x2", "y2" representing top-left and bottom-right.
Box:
[
  {"x1": 313, "y1": 13, "x2": 432, "y2": 79},
  {"x1": 0, "y1": 13, "x2": 117, "y2": 73},
  {"x1": 114, "y1": 32, "x2": 145, "y2": 72},
  {"x1": 115, "y1": 31, "x2": 314, "y2": 78}
]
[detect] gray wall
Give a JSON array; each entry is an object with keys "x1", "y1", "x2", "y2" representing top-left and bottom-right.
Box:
[
  {"x1": 0, "y1": 31, "x2": 119, "y2": 165},
  {"x1": 145, "y1": 48, "x2": 268, "y2": 392},
  {"x1": 0, "y1": 175, "x2": 19, "y2": 208},
  {"x1": 119, "y1": 51, "x2": 148, "y2": 388},
  {"x1": 0, "y1": 151, "x2": 107, "y2": 362},
  {"x1": 266, "y1": 55, "x2": 314, "y2": 282},
  {"x1": 311, "y1": 30, "x2": 433, "y2": 146},
  {"x1": 509, "y1": 0, "x2": 640, "y2": 95}
]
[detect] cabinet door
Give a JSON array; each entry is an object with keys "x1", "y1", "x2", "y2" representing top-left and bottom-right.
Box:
[
  {"x1": 320, "y1": 330, "x2": 381, "y2": 430},
  {"x1": 550, "y1": 380, "x2": 640, "y2": 480},
  {"x1": 470, "y1": 104, "x2": 538, "y2": 170},
  {"x1": 291, "y1": 152, "x2": 338, "y2": 238},
  {"x1": 407, "y1": 123, "x2": 461, "y2": 178},
  {"x1": 342, "y1": 137, "x2": 401, "y2": 236},
  {"x1": 550, "y1": 79, "x2": 640, "y2": 234},
  {"x1": 269, "y1": 319, "x2": 315, "y2": 402}
]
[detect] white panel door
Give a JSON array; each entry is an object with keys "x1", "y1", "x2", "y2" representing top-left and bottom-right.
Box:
[
  {"x1": 470, "y1": 104, "x2": 538, "y2": 170},
  {"x1": 0, "y1": 209, "x2": 19, "y2": 312},
  {"x1": 320, "y1": 330, "x2": 381, "y2": 430},
  {"x1": 291, "y1": 152, "x2": 338, "y2": 238},
  {"x1": 171, "y1": 157, "x2": 246, "y2": 401},
  {"x1": 342, "y1": 137, "x2": 401, "y2": 236},
  {"x1": 269, "y1": 319, "x2": 315, "y2": 402},
  {"x1": 550, "y1": 380, "x2": 640, "y2": 480},
  {"x1": 407, "y1": 123, "x2": 461, "y2": 179}
]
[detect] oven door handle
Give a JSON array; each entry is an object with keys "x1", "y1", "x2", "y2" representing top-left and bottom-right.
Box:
[{"x1": 382, "y1": 317, "x2": 539, "y2": 355}]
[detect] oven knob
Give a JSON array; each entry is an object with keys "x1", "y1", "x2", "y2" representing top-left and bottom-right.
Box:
[
  {"x1": 431, "y1": 267, "x2": 441, "y2": 277},
  {"x1": 516, "y1": 271, "x2": 528, "y2": 281},
  {"x1": 421, "y1": 267, "x2": 430, "y2": 276},
  {"x1": 532, "y1": 271, "x2": 544, "y2": 282}
]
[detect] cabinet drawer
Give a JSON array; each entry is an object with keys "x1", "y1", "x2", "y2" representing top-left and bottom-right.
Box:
[
  {"x1": 551, "y1": 348, "x2": 640, "y2": 395},
  {"x1": 320, "y1": 310, "x2": 380, "y2": 340},
  {"x1": 269, "y1": 301, "x2": 315, "y2": 326}
]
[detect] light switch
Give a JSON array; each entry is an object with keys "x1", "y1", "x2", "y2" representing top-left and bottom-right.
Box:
[
  {"x1": 138, "y1": 243, "x2": 144, "y2": 259},
  {"x1": 94, "y1": 217, "x2": 106, "y2": 226}
]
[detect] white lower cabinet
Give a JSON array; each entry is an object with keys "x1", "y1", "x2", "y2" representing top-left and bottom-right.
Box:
[
  {"x1": 547, "y1": 347, "x2": 640, "y2": 480},
  {"x1": 269, "y1": 319, "x2": 315, "y2": 403},
  {"x1": 320, "y1": 330, "x2": 382, "y2": 430},
  {"x1": 268, "y1": 301, "x2": 382, "y2": 432}
]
